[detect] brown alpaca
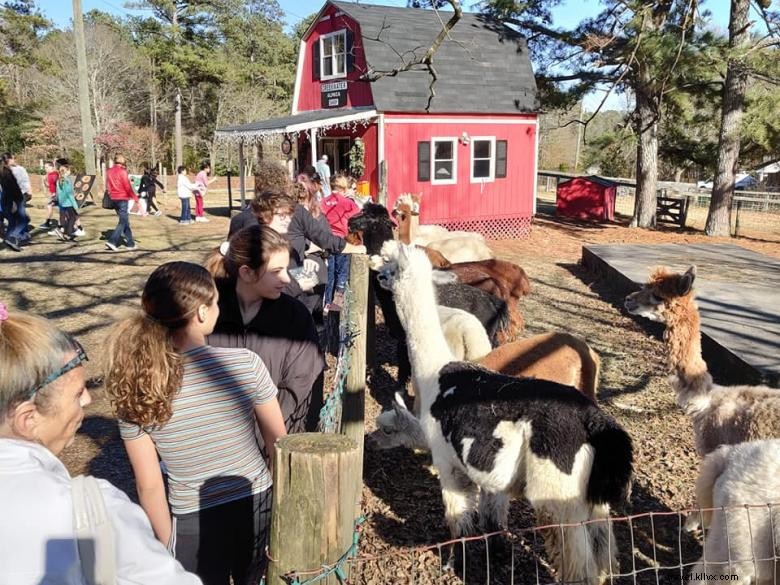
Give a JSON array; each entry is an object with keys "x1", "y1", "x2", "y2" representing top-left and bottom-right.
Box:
[
  {"x1": 625, "y1": 265, "x2": 780, "y2": 455},
  {"x1": 478, "y1": 331, "x2": 600, "y2": 401}
]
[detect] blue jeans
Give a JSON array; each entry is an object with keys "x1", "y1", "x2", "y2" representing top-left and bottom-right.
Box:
[
  {"x1": 180, "y1": 198, "x2": 191, "y2": 222},
  {"x1": 108, "y1": 200, "x2": 135, "y2": 247},
  {"x1": 2, "y1": 197, "x2": 30, "y2": 242},
  {"x1": 324, "y1": 253, "x2": 350, "y2": 305}
]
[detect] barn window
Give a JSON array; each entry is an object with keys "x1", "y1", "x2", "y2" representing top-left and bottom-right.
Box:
[
  {"x1": 320, "y1": 30, "x2": 347, "y2": 79},
  {"x1": 431, "y1": 138, "x2": 458, "y2": 185},
  {"x1": 471, "y1": 137, "x2": 496, "y2": 182}
]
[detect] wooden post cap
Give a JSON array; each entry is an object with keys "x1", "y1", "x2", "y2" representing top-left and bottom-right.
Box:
[{"x1": 276, "y1": 432, "x2": 357, "y2": 454}]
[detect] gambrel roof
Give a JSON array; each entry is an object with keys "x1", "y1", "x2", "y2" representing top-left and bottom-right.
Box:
[{"x1": 328, "y1": 1, "x2": 539, "y2": 114}]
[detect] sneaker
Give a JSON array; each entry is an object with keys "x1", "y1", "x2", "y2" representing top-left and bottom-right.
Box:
[
  {"x1": 4, "y1": 237, "x2": 21, "y2": 252},
  {"x1": 73, "y1": 228, "x2": 86, "y2": 237},
  {"x1": 105, "y1": 242, "x2": 119, "y2": 252},
  {"x1": 48, "y1": 229, "x2": 60, "y2": 236},
  {"x1": 180, "y1": 220, "x2": 191, "y2": 225},
  {"x1": 154, "y1": 211, "x2": 161, "y2": 216},
  {"x1": 195, "y1": 216, "x2": 210, "y2": 223},
  {"x1": 54, "y1": 229, "x2": 67, "y2": 241},
  {"x1": 125, "y1": 244, "x2": 138, "y2": 251},
  {"x1": 39, "y1": 220, "x2": 51, "y2": 228}
]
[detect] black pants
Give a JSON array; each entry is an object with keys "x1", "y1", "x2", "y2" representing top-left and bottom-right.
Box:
[
  {"x1": 59, "y1": 206, "x2": 78, "y2": 237},
  {"x1": 172, "y1": 489, "x2": 272, "y2": 585},
  {"x1": 147, "y1": 192, "x2": 159, "y2": 212}
]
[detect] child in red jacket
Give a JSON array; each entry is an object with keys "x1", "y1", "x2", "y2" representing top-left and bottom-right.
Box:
[{"x1": 321, "y1": 174, "x2": 361, "y2": 311}]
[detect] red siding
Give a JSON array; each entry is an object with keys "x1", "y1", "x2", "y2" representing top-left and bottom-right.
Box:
[
  {"x1": 383, "y1": 114, "x2": 537, "y2": 224},
  {"x1": 296, "y1": 5, "x2": 374, "y2": 113}
]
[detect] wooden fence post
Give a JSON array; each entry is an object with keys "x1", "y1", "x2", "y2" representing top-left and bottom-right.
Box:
[
  {"x1": 341, "y1": 254, "x2": 368, "y2": 500},
  {"x1": 267, "y1": 433, "x2": 361, "y2": 584}
]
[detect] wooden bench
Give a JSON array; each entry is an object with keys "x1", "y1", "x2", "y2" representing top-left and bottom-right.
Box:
[{"x1": 656, "y1": 193, "x2": 692, "y2": 228}]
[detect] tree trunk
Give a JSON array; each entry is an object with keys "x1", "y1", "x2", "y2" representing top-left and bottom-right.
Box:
[
  {"x1": 631, "y1": 66, "x2": 658, "y2": 228},
  {"x1": 705, "y1": 0, "x2": 750, "y2": 236}
]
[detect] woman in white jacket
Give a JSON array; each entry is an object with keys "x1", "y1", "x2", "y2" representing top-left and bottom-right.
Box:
[
  {"x1": 177, "y1": 165, "x2": 200, "y2": 225},
  {"x1": 0, "y1": 303, "x2": 201, "y2": 585}
]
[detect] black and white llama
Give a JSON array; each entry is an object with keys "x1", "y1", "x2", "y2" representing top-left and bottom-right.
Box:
[{"x1": 379, "y1": 244, "x2": 634, "y2": 585}]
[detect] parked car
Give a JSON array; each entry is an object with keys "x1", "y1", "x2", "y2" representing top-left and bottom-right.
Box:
[{"x1": 697, "y1": 174, "x2": 756, "y2": 190}]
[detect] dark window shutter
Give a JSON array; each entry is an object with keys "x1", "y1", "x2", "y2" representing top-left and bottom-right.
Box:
[
  {"x1": 417, "y1": 142, "x2": 430, "y2": 182},
  {"x1": 312, "y1": 40, "x2": 320, "y2": 80},
  {"x1": 496, "y1": 140, "x2": 508, "y2": 178},
  {"x1": 346, "y1": 29, "x2": 355, "y2": 72}
]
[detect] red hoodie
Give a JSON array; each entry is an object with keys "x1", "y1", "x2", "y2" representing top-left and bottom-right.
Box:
[
  {"x1": 321, "y1": 192, "x2": 360, "y2": 238},
  {"x1": 106, "y1": 165, "x2": 137, "y2": 201}
]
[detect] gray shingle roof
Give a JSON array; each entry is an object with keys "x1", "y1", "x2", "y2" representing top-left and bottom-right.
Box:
[{"x1": 331, "y1": 1, "x2": 539, "y2": 114}]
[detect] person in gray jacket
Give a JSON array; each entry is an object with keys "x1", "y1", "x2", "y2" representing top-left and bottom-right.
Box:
[
  {"x1": 0, "y1": 304, "x2": 201, "y2": 585},
  {"x1": 205, "y1": 224, "x2": 325, "y2": 437}
]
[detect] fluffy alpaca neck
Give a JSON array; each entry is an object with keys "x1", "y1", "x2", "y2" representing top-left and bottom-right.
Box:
[
  {"x1": 397, "y1": 212, "x2": 412, "y2": 244},
  {"x1": 664, "y1": 295, "x2": 713, "y2": 401},
  {"x1": 394, "y1": 269, "x2": 455, "y2": 409}
]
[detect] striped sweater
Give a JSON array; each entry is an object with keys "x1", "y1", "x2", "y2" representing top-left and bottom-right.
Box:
[{"x1": 119, "y1": 345, "x2": 277, "y2": 515}]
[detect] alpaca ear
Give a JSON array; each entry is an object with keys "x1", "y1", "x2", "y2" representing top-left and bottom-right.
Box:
[
  {"x1": 393, "y1": 392, "x2": 408, "y2": 410},
  {"x1": 677, "y1": 266, "x2": 696, "y2": 296}
]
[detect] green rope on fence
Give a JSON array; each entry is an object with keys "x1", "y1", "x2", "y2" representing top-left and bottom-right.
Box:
[
  {"x1": 318, "y1": 283, "x2": 359, "y2": 433},
  {"x1": 283, "y1": 516, "x2": 366, "y2": 585}
]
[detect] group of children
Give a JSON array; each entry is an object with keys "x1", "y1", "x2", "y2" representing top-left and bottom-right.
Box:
[
  {"x1": 177, "y1": 162, "x2": 216, "y2": 224},
  {"x1": 40, "y1": 159, "x2": 85, "y2": 242}
]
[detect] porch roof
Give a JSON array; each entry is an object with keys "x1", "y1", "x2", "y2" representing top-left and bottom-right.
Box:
[{"x1": 214, "y1": 106, "x2": 377, "y2": 143}]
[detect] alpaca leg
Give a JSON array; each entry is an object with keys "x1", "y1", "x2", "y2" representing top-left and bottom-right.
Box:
[
  {"x1": 477, "y1": 490, "x2": 509, "y2": 534},
  {"x1": 437, "y1": 464, "x2": 479, "y2": 571},
  {"x1": 586, "y1": 504, "x2": 619, "y2": 585}
]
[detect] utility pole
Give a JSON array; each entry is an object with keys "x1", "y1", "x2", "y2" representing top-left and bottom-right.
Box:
[
  {"x1": 172, "y1": 8, "x2": 183, "y2": 168},
  {"x1": 72, "y1": 0, "x2": 96, "y2": 174}
]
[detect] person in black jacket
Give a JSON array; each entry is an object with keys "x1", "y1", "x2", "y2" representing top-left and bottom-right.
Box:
[
  {"x1": 0, "y1": 153, "x2": 28, "y2": 251},
  {"x1": 138, "y1": 168, "x2": 165, "y2": 216},
  {"x1": 204, "y1": 224, "x2": 325, "y2": 437}
]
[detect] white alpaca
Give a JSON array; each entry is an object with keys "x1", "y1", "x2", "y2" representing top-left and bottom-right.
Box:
[
  {"x1": 381, "y1": 244, "x2": 632, "y2": 585},
  {"x1": 437, "y1": 306, "x2": 492, "y2": 361},
  {"x1": 689, "y1": 440, "x2": 780, "y2": 585},
  {"x1": 425, "y1": 235, "x2": 494, "y2": 263}
]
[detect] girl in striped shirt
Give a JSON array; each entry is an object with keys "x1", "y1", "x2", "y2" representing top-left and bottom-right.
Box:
[{"x1": 104, "y1": 261, "x2": 286, "y2": 585}]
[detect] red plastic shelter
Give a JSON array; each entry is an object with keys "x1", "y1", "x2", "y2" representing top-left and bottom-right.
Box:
[{"x1": 556, "y1": 175, "x2": 617, "y2": 221}]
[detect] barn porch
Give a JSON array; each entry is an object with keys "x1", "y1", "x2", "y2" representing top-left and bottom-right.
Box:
[
  {"x1": 583, "y1": 243, "x2": 780, "y2": 386},
  {"x1": 214, "y1": 106, "x2": 379, "y2": 207}
]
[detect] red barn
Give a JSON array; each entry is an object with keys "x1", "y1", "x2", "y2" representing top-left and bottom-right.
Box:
[
  {"x1": 556, "y1": 176, "x2": 617, "y2": 222},
  {"x1": 216, "y1": 1, "x2": 540, "y2": 238}
]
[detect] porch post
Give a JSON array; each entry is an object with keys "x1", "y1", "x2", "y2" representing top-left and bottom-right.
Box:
[
  {"x1": 377, "y1": 113, "x2": 386, "y2": 205},
  {"x1": 238, "y1": 139, "x2": 246, "y2": 208},
  {"x1": 310, "y1": 127, "x2": 318, "y2": 165}
]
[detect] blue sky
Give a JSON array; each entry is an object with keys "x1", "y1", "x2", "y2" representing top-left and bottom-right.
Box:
[{"x1": 36, "y1": 0, "x2": 740, "y2": 110}]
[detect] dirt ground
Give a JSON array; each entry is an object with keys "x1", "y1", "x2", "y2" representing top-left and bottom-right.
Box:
[{"x1": 2, "y1": 193, "x2": 778, "y2": 584}]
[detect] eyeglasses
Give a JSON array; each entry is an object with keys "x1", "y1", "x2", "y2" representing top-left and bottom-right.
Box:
[
  {"x1": 272, "y1": 211, "x2": 293, "y2": 219},
  {"x1": 26, "y1": 339, "x2": 89, "y2": 401}
]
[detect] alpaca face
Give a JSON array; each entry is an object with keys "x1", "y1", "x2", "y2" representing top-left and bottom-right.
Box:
[
  {"x1": 368, "y1": 395, "x2": 429, "y2": 451},
  {"x1": 624, "y1": 265, "x2": 697, "y2": 323}
]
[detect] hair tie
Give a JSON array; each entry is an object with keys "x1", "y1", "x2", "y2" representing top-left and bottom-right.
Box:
[
  {"x1": 219, "y1": 241, "x2": 230, "y2": 256},
  {"x1": 0, "y1": 302, "x2": 8, "y2": 323}
]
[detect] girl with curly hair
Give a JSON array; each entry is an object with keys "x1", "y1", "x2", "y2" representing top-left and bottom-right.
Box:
[{"x1": 104, "y1": 261, "x2": 285, "y2": 585}]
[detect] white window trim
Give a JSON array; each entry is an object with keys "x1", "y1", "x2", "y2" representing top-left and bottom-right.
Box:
[
  {"x1": 320, "y1": 29, "x2": 347, "y2": 81},
  {"x1": 470, "y1": 136, "x2": 496, "y2": 183},
  {"x1": 431, "y1": 137, "x2": 458, "y2": 185}
]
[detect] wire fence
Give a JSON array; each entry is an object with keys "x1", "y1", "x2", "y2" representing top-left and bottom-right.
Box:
[
  {"x1": 318, "y1": 283, "x2": 358, "y2": 434},
  {"x1": 279, "y1": 503, "x2": 779, "y2": 584}
]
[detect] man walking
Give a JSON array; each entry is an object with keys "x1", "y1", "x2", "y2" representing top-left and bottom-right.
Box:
[{"x1": 105, "y1": 154, "x2": 139, "y2": 251}]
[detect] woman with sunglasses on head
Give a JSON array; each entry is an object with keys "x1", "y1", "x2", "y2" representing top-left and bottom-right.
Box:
[
  {"x1": 103, "y1": 262, "x2": 286, "y2": 585},
  {"x1": 0, "y1": 303, "x2": 201, "y2": 584},
  {"x1": 205, "y1": 224, "x2": 325, "y2": 439}
]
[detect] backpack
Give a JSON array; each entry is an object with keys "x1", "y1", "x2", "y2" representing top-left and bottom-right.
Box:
[{"x1": 71, "y1": 475, "x2": 117, "y2": 585}]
